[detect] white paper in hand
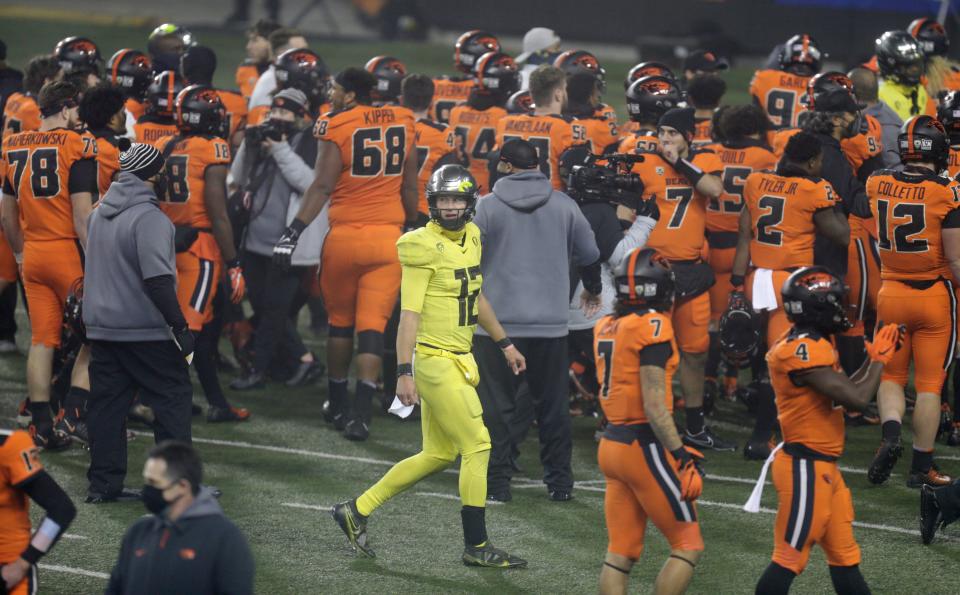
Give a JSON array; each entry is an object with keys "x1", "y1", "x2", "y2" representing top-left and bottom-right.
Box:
[{"x1": 388, "y1": 396, "x2": 415, "y2": 419}]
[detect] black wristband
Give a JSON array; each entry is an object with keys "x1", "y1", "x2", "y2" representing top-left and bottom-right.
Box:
[
  {"x1": 730, "y1": 274, "x2": 745, "y2": 288},
  {"x1": 496, "y1": 337, "x2": 513, "y2": 349},
  {"x1": 288, "y1": 218, "x2": 307, "y2": 236},
  {"x1": 673, "y1": 158, "x2": 705, "y2": 187},
  {"x1": 396, "y1": 363, "x2": 413, "y2": 377},
  {"x1": 21, "y1": 544, "x2": 43, "y2": 565},
  {"x1": 226, "y1": 258, "x2": 241, "y2": 269}
]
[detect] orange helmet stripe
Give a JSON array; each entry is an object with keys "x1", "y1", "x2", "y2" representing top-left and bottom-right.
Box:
[{"x1": 626, "y1": 249, "x2": 640, "y2": 301}]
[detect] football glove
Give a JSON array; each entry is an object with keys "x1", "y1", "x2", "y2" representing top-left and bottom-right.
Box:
[
  {"x1": 634, "y1": 194, "x2": 660, "y2": 221},
  {"x1": 226, "y1": 259, "x2": 246, "y2": 304},
  {"x1": 866, "y1": 322, "x2": 905, "y2": 365},
  {"x1": 272, "y1": 222, "x2": 304, "y2": 269},
  {"x1": 672, "y1": 445, "x2": 705, "y2": 501},
  {"x1": 172, "y1": 326, "x2": 195, "y2": 365}
]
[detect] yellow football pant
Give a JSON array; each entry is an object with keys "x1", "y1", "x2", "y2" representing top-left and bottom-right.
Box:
[{"x1": 356, "y1": 352, "x2": 491, "y2": 515}]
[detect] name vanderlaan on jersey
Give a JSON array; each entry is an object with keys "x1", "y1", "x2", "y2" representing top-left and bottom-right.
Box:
[
  {"x1": 504, "y1": 118, "x2": 553, "y2": 134},
  {"x1": 4, "y1": 131, "x2": 70, "y2": 147},
  {"x1": 362, "y1": 109, "x2": 397, "y2": 126}
]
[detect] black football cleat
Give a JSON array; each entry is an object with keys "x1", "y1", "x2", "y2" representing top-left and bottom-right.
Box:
[
  {"x1": 867, "y1": 438, "x2": 903, "y2": 485},
  {"x1": 343, "y1": 419, "x2": 369, "y2": 441},
  {"x1": 331, "y1": 500, "x2": 375, "y2": 558},
  {"x1": 85, "y1": 487, "x2": 143, "y2": 504},
  {"x1": 549, "y1": 489, "x2": 574, "y2": 502},
  {"x1": 30, "y1": 422, "x2": 71, "y2": 451},
  {"x1": 907, "y1": 464, "x2": 952, "y2": 489},
  {"x1": 683, "y1": 427, "x2": 737, "y2": 452},
  {"x1": 286, "y1": 359, "x2": 324, "y2": 387},
  {"x1": 54, "y1": 415, "x2": 89, "y2": 446},
  {"x1": 462, "y1": 542, "x2": 527, "y2": 568},
  {"x1": 206, "y1": 406, "x2": 251, "y2": 423},
  {"x1": 920, "y1": 484, "x2": 944, "y2": 545}
]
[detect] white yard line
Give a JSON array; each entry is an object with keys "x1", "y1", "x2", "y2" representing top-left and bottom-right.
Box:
[
  {"x1": 62, "y1": 533, "x2": 88, "y2": 540},
  {"x1": 38, "y1": 563, "x2": 109, "y2": 579},
  {"x1": 414, "y1": 492, "x2": 503, "y2": 505}
]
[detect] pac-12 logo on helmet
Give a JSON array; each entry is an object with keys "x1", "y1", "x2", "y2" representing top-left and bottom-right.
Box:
[
  {"x1": 108, "y1": 49, "x2": 154, "y2": 101},
  {"x1": 365, "y1": 56, "x2": 407, "y2": 105},
  {"x1": 175, "y1": 85, "x2": 227, "y2": 137},
  {"x1": 781, "y1": 266, "x2": 851, "y2": 335}
]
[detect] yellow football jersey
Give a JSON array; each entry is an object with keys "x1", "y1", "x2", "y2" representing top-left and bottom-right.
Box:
[{"x1": 397, "y1": 220, "x2": 483, "y2": 354}]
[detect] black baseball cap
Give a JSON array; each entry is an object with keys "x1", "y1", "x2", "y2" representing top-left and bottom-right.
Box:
[
  {"x1": 499, "y1": 138, "x2": 540, "y2": 169},
  {"x1": 683, "y1": 50, "x2": 729, "y2": 73}
]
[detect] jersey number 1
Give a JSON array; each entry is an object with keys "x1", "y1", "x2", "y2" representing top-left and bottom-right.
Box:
[{"x1": 454, "y1": 266, "x2": 481, "y2": 326}]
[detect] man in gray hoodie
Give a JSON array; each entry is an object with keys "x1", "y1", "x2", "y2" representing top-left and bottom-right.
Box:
[
  {"x1": 83, "y1": 143, "x2": 196, "y2": 503},
  {"x1": 472, "y1": 139, "x2": 601, "y2": 502}
]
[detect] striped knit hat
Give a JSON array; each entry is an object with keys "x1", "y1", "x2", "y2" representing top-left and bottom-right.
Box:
[{"x1": 119, "y1": 142, "x2": 165, "y2": 181}]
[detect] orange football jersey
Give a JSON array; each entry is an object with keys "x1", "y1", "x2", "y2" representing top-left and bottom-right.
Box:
[
  {"x1": 619, "y1": 120, "x2": 640, "y2": 136},
  {"x1": 217, "y1": 89, "x2": 248, "y2": 140},
  {"x1": 236, "y1": 62, "x2": 263, "y2": 100},
  {"x1": 704, "y1": 141, "x2": 778, "y2": 233},
  {"x1": 768, "y1": 328, "x2": 845, "y2": 457},
  {"x1": 616, "y1": 129, "x2": 659, "y2": 154},
  {"x1": 414, "y1": 118, "x2": 455, "y2": 214},
  {"x1": 495, "y1": 113, "x2": 584, "y2": 190},
  {"x1": 134, "y1": 116, "x2": 179, "y2": 146},
  {"x1": 749, "y1": 69, "x2": 811, "y2": 129},
  {"x1": 634, "y1": 149, "x2": 722, "y2": 261},
  {"x1": 0, "y1": 430, "x2": 43, "y2": 562},
  {"x1": 2, "y1": 93, "x2": 41, "y2": 139},
  {"x1": 595, "y1": 103, "x2": 618, "y2": 123},
  {"x1": 2, "y1": 128, "x2": 98, "y2": 241},
  {"x1": 447, "y1": 104, "x2": 506, "y2": 192},
  {"x1": 867, "y1": 169, "x2": 960, "y2": 281},
  {"x1": 124, "y1": 98, "x2": 146, "y2": 122},
  {"x1": 594, "y1": 311, "x2": 680, "y2": 425},
  {"x1": 841, "y1": 114, "x2": 883, "y2": 174},
  {"x1": 314, "y1": 104, "x2": 415, "y2": 227},
  {"x1": 949, "y1": 147, "x2": 960, "y2": 179},
  {"x1": 743, "y1": 170, "x2": 837, "y2": 270},
  {"x1": 573, "y1": 114, "x2": 620, "y2": 155},
  {"x1": 430, "y1": 77, "x2": 474, "y2": 124},
  {"x1": 770, "y1": 127, "x2": 800, "y2": 158},
  {"x1": 693, "y1": 116, "x2": 713, "y2": 147},
  {"x1": 85, "y1": 131, "x2": 122, "y2": 197},
  {"x1": 156, "y1": 134, "x2": 231, "y2": 229}
]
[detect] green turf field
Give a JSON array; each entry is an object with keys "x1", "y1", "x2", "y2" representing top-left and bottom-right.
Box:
[{"x1": 1, "y1": 15, "x2": 958, "y2": 595}]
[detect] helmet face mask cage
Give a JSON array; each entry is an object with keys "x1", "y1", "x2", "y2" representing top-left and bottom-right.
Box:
[
  {"x1": 782, "y1": 268, "x2": 852, "y2": 335},
  {"x1": 425, "y1": 165, "x2": 480, "y2": 231},
  {"x1": 876, "y1": 31, "x2": 925, "y2": 86},
  {"x1": 614, "y1": 249, "x2": 675, "y2": 312}
]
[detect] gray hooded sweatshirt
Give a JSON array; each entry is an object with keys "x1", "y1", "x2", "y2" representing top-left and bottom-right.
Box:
[
  {"x1": 84, "y1": 171, "x2": 177, "y2": 342},
  {"x1": 473, "y1": 170, "x2": 600, "y2": 338}
]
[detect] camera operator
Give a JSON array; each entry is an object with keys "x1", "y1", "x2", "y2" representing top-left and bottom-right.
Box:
[
  {"x1": 229, "y1": 88, "x2": 325, "y2": 390},
  {"x1": 562, "y1": 147, "x2": 660, "y2": 401}
]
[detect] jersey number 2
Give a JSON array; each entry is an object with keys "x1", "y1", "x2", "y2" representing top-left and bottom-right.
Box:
[{"x1": 454, "y1": 266, "x2": 481, "y2": 326}]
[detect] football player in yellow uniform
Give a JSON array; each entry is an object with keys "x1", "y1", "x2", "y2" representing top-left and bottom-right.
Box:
[{"x1": 331, "y1": 165, "x2": 527, "y2": 568}]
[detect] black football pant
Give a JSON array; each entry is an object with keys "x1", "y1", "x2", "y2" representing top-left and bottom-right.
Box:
[
  {"x1": 243, "y1": 251, "x2": 309, "y2": 374},
  {"x1": 86, "y1": 340, "x2": 192, "y2": 496},
  {"x1": 0, "y1": 283, "x2": 17, "y2": 342},
  {"x1": 474, "y1": 335, "x2": 572, "y2": 495}
]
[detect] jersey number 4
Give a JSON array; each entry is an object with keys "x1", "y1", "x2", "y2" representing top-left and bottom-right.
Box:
[{"x1": 352, "y1": 126, "x2": 406, "y2": 177}]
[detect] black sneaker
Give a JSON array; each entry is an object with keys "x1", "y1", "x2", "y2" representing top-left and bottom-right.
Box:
[
  {"x1": 462, "y1": 542, "x2": 527, "y2": 568},
  {"x1": 487, "y1": 491, "x2": 512, "y2": 503},
  {"x1": 549, "y1": 490, "x2": 574, "y2": 502},
  {"x1": 867, "y1": 438, "x2": 903, "y2": 485},
  {"x1": 206, "y1": 406, "x2": 251, "y2": 423},
  {"x1": 743, "y1": 440, "x2": 772, "y2": 461},
  {"x1": 683, "y1": 427, "x2": 737, "y2": 452},
  {"x1": 229, "y1": 371, "x2": 265, "y2": 391},
  {"x1": 331, "y1": 500, "x2": 375, "y2": 557},
  {"x1": 85, "y1": 487, "x2": 143, "y2": 504},
  {"x1": 343, "y1": 419, "x2": 369, "y2": 441},
  {"x1": 286, "y1": 359, "x2": 325, "y2": 387},
  {"x1": 920, "y1": 484, "x2": 945, "y2": 545}
]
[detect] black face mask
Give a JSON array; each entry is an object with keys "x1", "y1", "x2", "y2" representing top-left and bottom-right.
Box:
[{"x1": 142, "y1": 484, "x2": 169, "y2": 515}]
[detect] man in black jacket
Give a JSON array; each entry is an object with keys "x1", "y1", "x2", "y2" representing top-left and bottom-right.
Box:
[
  {"x1": 801, "y1": 75, "x2": 872, "y2": 376},
  {"x1": 107, "y1": 441, "x2": 254, "y2": 594}
]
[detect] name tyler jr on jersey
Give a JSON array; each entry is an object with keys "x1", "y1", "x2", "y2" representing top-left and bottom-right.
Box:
[{"x1": 756, "y1": 176, "x2": 805, "y2": 195}]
